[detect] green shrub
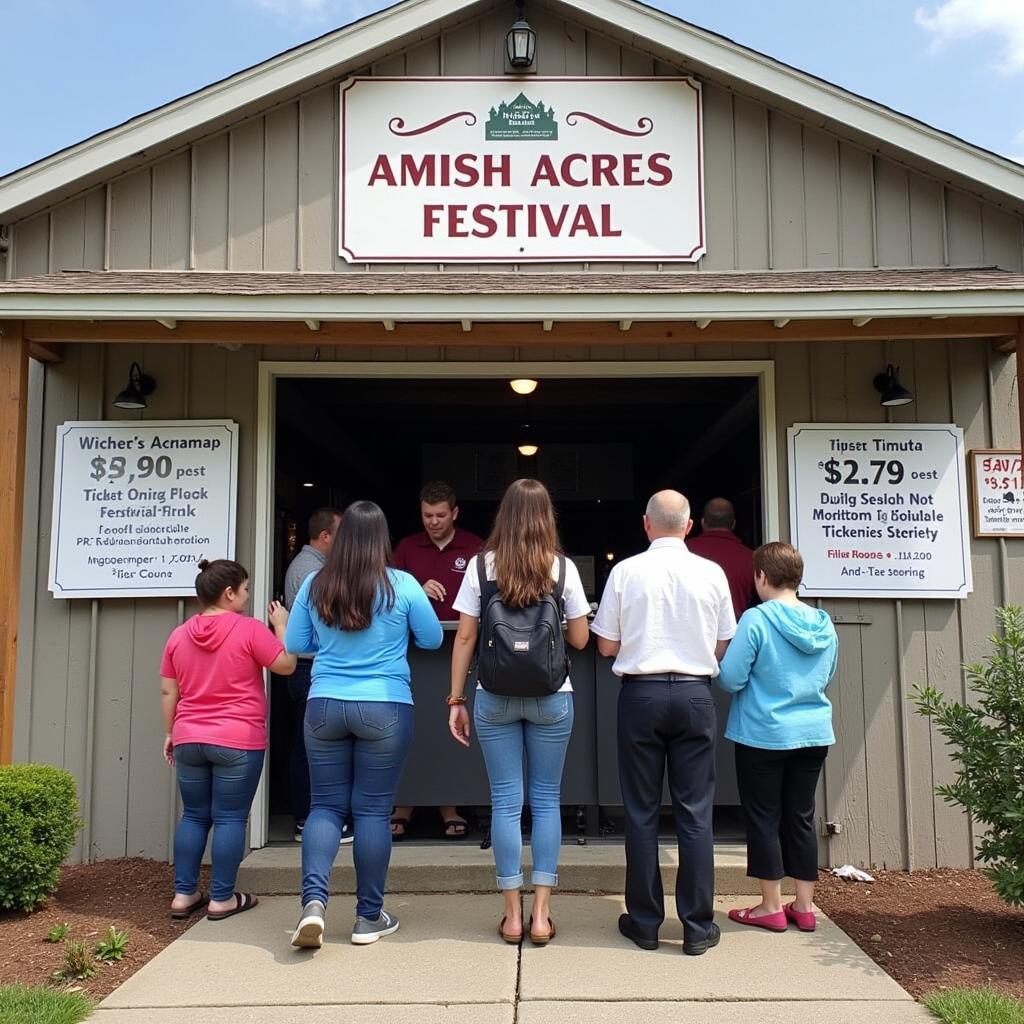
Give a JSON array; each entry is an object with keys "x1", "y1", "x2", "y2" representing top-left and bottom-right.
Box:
[
  {"x1": 914, "y1": 605, "x2": 1024, "y2": 907},
  {"x1": 0, "y1": 985, "x2": 92, "y2": 1024},
  {"x1": 0, "y1": 764, "x2": 82, "y2": 911},
  {"x1": 46, "y1": 922, "x2": 71, "y2": 943}
]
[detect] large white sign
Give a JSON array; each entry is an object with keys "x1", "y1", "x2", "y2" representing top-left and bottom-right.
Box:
[
  {"x1": 48, "y1": 421, "x2": 239, "y2": 599},
  {"x1": 969, "y1": 449, "x2": 1024, "y2": 537},
  {"x1": 788, "y1": 424, "x2": 972, "y2": 599},
  {"x1": 339, "y1": 76, "x2": 704, "y2": 263}
]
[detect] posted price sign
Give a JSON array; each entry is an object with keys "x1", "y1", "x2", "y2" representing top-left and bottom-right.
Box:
[
  {"x1": 48, "y1": 420, "x2": 239, "y2": 599},
  {"x1": 787, "y1": 424, "x2": 972, "y2": 599},
  {"x1": 969, "y1": 449, "x2": 1024, "y2": 537}
]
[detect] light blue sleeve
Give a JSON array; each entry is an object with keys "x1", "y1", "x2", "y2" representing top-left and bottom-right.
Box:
[
  {"x1": 402, "y1": 573, "x2": 444, "y2": 650},
  {"x1": 824, "y1": 633, "x2": 839, "y2": 689},
  {"x1": 284, "y1": 574, "x2": 318, "y2": 655},
  {"x1": 716, "y1": 611, "x2": 762, "y2": 693}
]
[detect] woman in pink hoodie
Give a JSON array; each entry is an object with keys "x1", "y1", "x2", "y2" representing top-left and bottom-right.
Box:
[{"x1": 160, "y1": 559, "x2": 297, "y2": 921}]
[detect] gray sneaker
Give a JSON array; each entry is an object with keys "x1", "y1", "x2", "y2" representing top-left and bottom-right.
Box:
[
  {"x1": 351, "y1": 909, "x2": 400, "y2": 945},
  {"x1": 291, "y1": 900, "x2": 326, "y2": 948}
]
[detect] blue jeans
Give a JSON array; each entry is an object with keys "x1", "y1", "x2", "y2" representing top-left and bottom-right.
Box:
[
  {"x1": 473, "y1": 689, "x2": 574, "y2": 890},
  {"x1": 302, "y1": 697, "x2": 413, "y2": 918},
  {"x1": 173, "y1": 743, "x2": 265, "y2": 903}
]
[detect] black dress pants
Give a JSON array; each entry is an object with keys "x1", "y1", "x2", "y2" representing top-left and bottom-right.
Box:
[
  {"x1": 617, "y1": 679, "x2": 716, "y2": 944},
  {"x1": 734, "y1": 743, "x2": 828, "y2": 882}
]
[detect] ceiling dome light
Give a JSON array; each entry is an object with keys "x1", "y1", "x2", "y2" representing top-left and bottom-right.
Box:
[
  {"x1": 510, "y1": 378, "x2": 538, "y2": 395},
  {"x1": 302, "y1": 482, "x2": 315, "y2": 488},
  {"x1": 518, "y1": 443, "x2": 539, "y2": 457}
]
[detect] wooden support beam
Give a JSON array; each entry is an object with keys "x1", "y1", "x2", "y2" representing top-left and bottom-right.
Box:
[
  {"x1": 22, "y1": 315, "x2": 1019, "y2": 348},
  {"x1": 0, "y1": 322, "x2": 29, "y2": 764},
  {"x1": 28, "y1": 341, "x2": 63, "y2": 363},
  {"x1": 1018, "y1": 319, "x2": 1024, "y2": 459}
]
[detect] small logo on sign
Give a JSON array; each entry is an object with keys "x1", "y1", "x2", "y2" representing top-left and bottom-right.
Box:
[
  {"x1": 513, "y1": 641, "x2": 530, "y2": 652},
  {"x1": 485, "y1": 94, "x2": 558, "y2": 141},
  {"x1": 454, "y1": 556, "x2": 467, "y2": 570}
]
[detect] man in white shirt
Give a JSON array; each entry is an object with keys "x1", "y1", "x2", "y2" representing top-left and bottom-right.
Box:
[{"x1": 591, "y1": 490, "x2": 736, "y2": 956}]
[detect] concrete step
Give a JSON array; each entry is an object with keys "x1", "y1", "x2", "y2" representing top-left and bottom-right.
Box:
[{"x1": 237, "y1": 841, "x2": 791, "y2": 896}]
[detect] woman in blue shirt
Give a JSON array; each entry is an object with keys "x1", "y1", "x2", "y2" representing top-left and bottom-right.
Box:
[
  {"x1": 285, "y1": 500, "x2": 442, "y2": 950},
  {"x1": 717, "y1": 541, "x2": 837, "y2": 934}
]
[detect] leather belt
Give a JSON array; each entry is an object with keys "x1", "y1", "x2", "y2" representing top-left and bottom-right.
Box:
[{"x1": 622, "y1": 673, "x2": 711, "y2": 683}]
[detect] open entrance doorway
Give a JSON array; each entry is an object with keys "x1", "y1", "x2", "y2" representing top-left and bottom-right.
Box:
[{"x1": 254, "y1": 361, "x2": 778, "y2": 847}]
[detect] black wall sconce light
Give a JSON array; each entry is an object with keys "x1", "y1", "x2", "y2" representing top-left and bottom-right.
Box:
[
  {"x1": 113, "y1": 362, "x2": 157, "y2": 410},
  {"x1": 505, "y1": 2, "x2": 537, "y2": 71},
  {"x1": 872, "y1": 364, "x2": 914, "y2": 408}
]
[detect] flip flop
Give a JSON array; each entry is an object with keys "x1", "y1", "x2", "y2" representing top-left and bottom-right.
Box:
[
  {"x1": 528, "y1": 915, "x2": 556, "y2": 945},
  {"x1": 390, "y1": 816, "x2": 410, "y2": 841},
  {"x1": 170, "y1": 891, "x2": 208, "y2": 920},
  {"x1": 727, "y1": 906, "x2": 787, "y2": 932},
  {"x1": 497, "y1": 916, "x2": 523, "y2": 944},
  {"x1": 207, "y1": 892, "x2": 259, "y2": 922},
  {"x1": 443, "y1": 816, "x2": 468, "y2": 840}
]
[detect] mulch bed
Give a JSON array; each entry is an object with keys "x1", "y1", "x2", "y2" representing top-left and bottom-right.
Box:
[
  {"x1": 815, "y1": 867, "x2": 1024, "y2": 1000},
  {"x1": 0, "y1": 858, "x2": 209, "y2": 1002}
]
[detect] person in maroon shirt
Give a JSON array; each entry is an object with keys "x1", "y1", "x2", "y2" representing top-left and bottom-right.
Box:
[
  {"x1": 391, "y1": 481, "x2": 483, "y2": 839},
  {"x1": 687, "y1": 497, "x2": 758, "y2": 619}
]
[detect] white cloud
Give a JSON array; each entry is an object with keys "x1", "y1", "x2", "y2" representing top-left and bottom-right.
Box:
[{"x1": 915, "y1": 0, "x2": 1024, "y2": 74}]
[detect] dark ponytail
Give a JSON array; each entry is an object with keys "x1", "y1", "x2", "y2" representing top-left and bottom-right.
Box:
[{"x1": 195, "y1": 559, "x2": 249, "y2": 608}]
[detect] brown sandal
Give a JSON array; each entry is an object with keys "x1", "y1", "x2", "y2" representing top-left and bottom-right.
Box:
[
  {"x1": 528, "y1": 915, "x2": 556, "y2": 945},
  {"x1": 498, "y1": 916, "x2": 523, "y2": 944}
]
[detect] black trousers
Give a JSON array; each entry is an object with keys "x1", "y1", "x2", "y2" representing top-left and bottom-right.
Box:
[
  {"x1": 287, "y1": 659, "x2": 313, "y2": 825},
  {"x1": 617, "y1": 679, "x2": 716, "y2": 944},
  {"x1": 735, "y1": 743, "x2": 828, "y2": 882}
]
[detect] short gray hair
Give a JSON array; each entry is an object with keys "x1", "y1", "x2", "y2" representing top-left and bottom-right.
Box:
[{"x1": 645, "y1": 490, "x2": 691, "y2": 531}]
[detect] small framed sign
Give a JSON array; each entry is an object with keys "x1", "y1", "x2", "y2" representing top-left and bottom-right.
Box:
[{"x1": 968, "y1": 449, "x2": 1024, "y2": 537}]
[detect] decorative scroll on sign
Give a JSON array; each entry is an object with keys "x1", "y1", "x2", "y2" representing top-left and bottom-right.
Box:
[{"x1": 339, "y1": 77, "x2": 704, "y2": 263}]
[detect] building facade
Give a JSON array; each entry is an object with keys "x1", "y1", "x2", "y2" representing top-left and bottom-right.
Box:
[{"x1": 1, "y1": 0, "x2": 1022, "y2": 868}]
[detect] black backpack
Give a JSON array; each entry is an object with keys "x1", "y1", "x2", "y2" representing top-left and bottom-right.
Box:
[{"x1": 476, "y1": 554, "x2": 569, "y2": 697}]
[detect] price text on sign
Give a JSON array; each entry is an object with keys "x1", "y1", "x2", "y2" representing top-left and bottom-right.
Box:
[
  {"x1": 968, "y1": 449, "x2": 1024, "y2": 537},
  {"x1": 48, "y1": 421, "x2": 239, "y2": 599},
  {"x1": 787, "y1": 424, "x2": 972, "y2": 599}
]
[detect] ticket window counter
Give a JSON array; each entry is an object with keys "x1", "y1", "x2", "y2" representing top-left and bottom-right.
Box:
[{"x1": 266, "y1": 368, "x2": 767, "y2": 842}]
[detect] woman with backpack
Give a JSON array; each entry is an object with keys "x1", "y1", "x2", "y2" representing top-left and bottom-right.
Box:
[
  {"x1": 448, "y1": 478, "x2": 591, "y2": 946},
  {"x1": 285, "y1": 500, "x2": 443, "y2": 949}
]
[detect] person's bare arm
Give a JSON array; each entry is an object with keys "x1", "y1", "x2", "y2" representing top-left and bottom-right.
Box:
[
  {"x1": 565, "y1": 615, "x2": 590, "y2": 650},
  {"x1": 268, "y1": 601, "x2": 298, "y2": 675},
  {"x1": 715, "y1": 638, "x2": 730, "y2": 661},
  {"x1": 161, "y1": 676, "x2": 179, "y2": 765},
  {"x1": 448, "y1": 613, "x2": 478, "y2": 747},
  {"x1": 596, "y1": 636, "x2": 621, "y2": 658}
]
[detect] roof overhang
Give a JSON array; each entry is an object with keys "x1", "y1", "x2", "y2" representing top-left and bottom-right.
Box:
[
  {"x1": 2, "y1": 0, "x2": 1024, "y2": 222},
  {"x1": 2, "y1": 270, "x2": 1023, "y2": 327}
]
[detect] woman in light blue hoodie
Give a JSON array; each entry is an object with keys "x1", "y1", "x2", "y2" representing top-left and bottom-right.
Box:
[{"x1": 717, "y1": 541, "x2": 837, "y2": 934}]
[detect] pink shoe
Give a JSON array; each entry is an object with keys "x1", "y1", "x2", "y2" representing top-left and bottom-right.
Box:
[
  {"x1": 784, "y1": 903, "x2": 817, "y2": 932},
  {"x1": 727, "y1": 906, "x2": 788, "y2": 932}
]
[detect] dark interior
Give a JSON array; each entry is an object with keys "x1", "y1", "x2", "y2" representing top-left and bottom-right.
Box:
[{"x1": 268, "y1": 373, "x2": 763, "y2": 840}]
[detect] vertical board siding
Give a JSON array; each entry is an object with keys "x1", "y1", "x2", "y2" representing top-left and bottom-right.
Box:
[
  {"x1": 9, "y1": 11, "x2": 1024, "y2": 280},
  {"x1": 151, "y1": 153, "x2": 191, "y2": 271}
]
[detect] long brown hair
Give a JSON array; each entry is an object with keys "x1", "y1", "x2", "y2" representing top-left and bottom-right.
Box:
[
  {"x1": 309, "y1": 500, "x2": 395, "y2": 631},
  {"x1": 485, "y1": 478, "x2": 560, "y2": 608}
]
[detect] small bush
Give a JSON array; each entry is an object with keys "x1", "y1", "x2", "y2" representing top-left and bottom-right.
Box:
[
  {"x1": 51, "y1": 940, "x2": 96, "y2": 983},
  {"x1": 914, "y1": 605, "x2": 1024, "y2": 907},
  {"x1": 94, "y1": 926, "x2": 129, "y2": 962},
  {"x1": 925, "y1": 987, "x2": 1024, "y2": 1024},
  {"x1": 0, "y1": 985, "x2": 92, "y2": 1024},
  {"x1": 46, "y1": 922, "x2": 71, "y2": 943},
  {"x1": 0, "y1": 764, "x2": 82, "y2": 911}
]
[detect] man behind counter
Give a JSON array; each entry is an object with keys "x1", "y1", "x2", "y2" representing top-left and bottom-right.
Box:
[
  {"x1": 392, "y1": 480, "x2": 483, "y2": 839},
  {"x1": 687, "y1": 497, "x2": 758, "y2": 620}
]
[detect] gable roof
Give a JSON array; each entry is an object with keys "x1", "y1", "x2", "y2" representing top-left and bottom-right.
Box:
[{"x1": 2, "y1": 0, "x2": 1023, "y2": 223}]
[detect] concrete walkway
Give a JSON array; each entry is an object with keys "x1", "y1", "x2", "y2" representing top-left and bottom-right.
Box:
[{"x1": 92, "y1": 894, "x2": 934, "y2": 1023}]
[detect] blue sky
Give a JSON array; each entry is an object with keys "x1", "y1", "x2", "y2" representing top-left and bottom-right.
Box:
[{"x1": 1, "y1": 0, "x2": 1022, "y2": 177}]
